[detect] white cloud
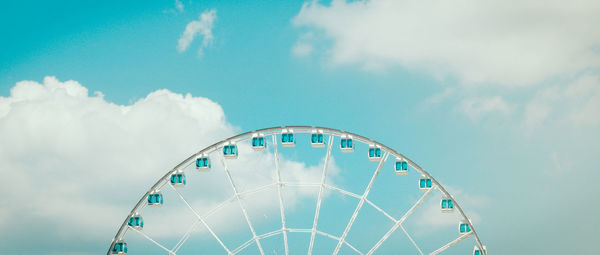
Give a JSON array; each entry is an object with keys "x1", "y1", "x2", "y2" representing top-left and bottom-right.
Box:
[
  {"x1": 292, "y1": 42, "x2": 314, "y2": 57},
  {"x1": 177, "y1": 9, "x2": 217, "y2": 57},
  {"x1": 162, "y1": 0, "x2": 185, "y2": 14},
  {"x1": 525, "y1": 75, "x2": 600, "y2": 126},
  {"x1": 0, "y1": 77, "x2": 341, "y2": 251},
  {"x1": 292, "y1": 0, "x2": 600, "y2": 128},
  {"x1": 292, "y1": 32, "x2": 316, "y2": 57},
  {"x1": 0, "y1": 76, "x2": 235, "y2": 241},
  {"x1": 458, "y1": 96, "x2": 512, "y2": 120},
  {"x1": 175, "y1": 0, "x2": 184, "y2": 12},
  {"x1": 524, "y1": 86, "x2": 560, "y2": 127},
  {"x1": 293, "y1": 0, "x2": 600, "y2": 86},
  {"x1": 565, "y1": 76, "x2": 600, "y2": 125},
  {"x1": 421, "y1": 87, "x2": 455, "y2": 109}
]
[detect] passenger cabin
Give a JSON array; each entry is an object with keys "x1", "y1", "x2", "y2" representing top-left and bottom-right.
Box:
[
  {"x1": 395, "y1": 159, "x2": 408, "y2": 175},
  {"x1": 340, "y1": 135, "x2": 354, "y2": 152},
  {"x1": 196, "y1": 154, "x2": 211, "y2": 171},
  {"x1": 368, "y1": 145, "x2": 382, "y2": 161},
  {"x1": 311, "y1": 130, "x2": 325, "y2": 148},
  {"x1": 147, "y1": 191, "x2": 163, "y2": 207},
  {"x1": 473, "y1": 246, "x2": 487, "y2": 255},
  {"x1": 127, "y1": 213, "x2": 143, "y2": 230},
  {"x1": 419, "y1": 175, "x2": 432, "y2": 191},
  {"x1": 441, "y1": 196, "x2": 454, "y2": 213},
  {"x1": 111, "y1": 240, "x2": 127, "y2": 254},
  {"x1": 459, "y1": 220, "x2": 472, "y2": 235},
  {"x1": 170, "y1": 170, "x2": 186, "y2": 187},
  {"x1": 251, "y1": 133, "x2": 266, "y2": 151},
  {"x1": 223, "y1": 142, "x2": 238, "y2": 159},
  {"x1": 281, "y1": 129, "x2": 295, "y2": 147}
]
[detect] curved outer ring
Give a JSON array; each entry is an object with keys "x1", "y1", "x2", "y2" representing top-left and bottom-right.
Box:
[{"x1": 107, "y1": 126, "x2": 485, "y2": 254}]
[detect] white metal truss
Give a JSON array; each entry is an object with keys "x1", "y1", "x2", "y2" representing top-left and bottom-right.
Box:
[
  {"x1": 325, "y1": 184, "x2": 362, "y2": 199},
  {"x1": 271, "y1": 134, "x2": 290, "y2": 255},
  {"x1": 166, "y1": 180, "x2": 466, "y2": 255},
  {"x1": 169, "y1": 181, "x2": 279, "y2": 253},
  {"x1": 366, "y1": 187, "x2": 435, "y2": 255},
  {"x1": 332, "y1": 152, "x2": 389, "y2": 255},
  {"x1": 401, "y1": 224, "x2": 424, "y2": 255},
  {"x1": 316, "y1": 230, "x2": 363, "y2": 255},
  {"x1": 429, "y1": 232, "x2": 473, "y2": 255},
  {"x1": 231, "y1": 229, "x2": 284, "y2": 254},
  {"x1": 308, "y1": 135, "x2": 334, "y2": 255},
  {"x1": 108, "y1": 126, "x2": 486, "y2": 255},
  {"x1": 171, "y1": 196, "x2": 235, "y2": 252},
  {"x1": 231, "y1": 227, "x2": 364, "y2": 255},
  {"x1": 219, "y1": 156, "x2": 266, "y2": 255},
  {"x1": 237, "y1": 182, "x2": 278, "y2": 198},
  {"x1": 127, "y1": 226, "x2": 175, "y2": 254},
  {"x1": 169, "y1": 184, "x2": 233, "y2": 254},
  {"x1": 365, "y1": 198, "x2": 397, "y2": 222}
]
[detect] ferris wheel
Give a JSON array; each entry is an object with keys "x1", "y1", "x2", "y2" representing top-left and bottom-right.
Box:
[{"x1": 108, "y1": 126, "x2": 487, "y2": 255}]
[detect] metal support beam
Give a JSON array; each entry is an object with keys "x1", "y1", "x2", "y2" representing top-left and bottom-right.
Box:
[
  {"x1": 272, "y1": 134, "x2": 290, "y2": 255},
  {"x1": 308, "y1": 135, "x2": 334, "y2": 255},
  {"x1": 429, "y1": 232, "x2": 473, "y2": 255},
  {"x1": 128, "y1": 226, "x2": 175, "y2": 255},
  {"x1": 401, "y1": 224, "x2": 424, "y2": 255},
  {"x1": 366, "y1": 187, "x2": 434, "y2": 255},
  {"x1": 172, "y1": 196, "x2": 235, "y2": 253},
  {"x1": 332, "y1": 152, "x2": 389, "y2": 255},
  {"x1": 169, "y1": 184, "x2": 233, "y2": 254},
  {"x1": 220, "y1": 157, "x2": 266, "y2": 255}
]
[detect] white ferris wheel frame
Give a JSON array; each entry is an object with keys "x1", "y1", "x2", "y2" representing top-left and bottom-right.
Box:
[{"x1": 107, "y1": 126, "x2": 486, "y2": 255}]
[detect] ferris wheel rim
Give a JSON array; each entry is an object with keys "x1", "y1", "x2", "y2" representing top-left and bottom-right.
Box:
[{"x1": 107, "y1": 125, "x2": 486, "y2": 255}]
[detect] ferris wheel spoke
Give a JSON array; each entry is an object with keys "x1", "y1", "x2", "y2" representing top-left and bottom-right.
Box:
[
  {"x1": 314, "y1": 230, "x2": 363, "y2": 255},
  {"x1": 284, "y1": 227, "x2": 363, "y2": 254},
  {"x1": 219, "y1": 156, "x2": 266, "y2": 255},
  {"x1": 333, "y1": 152, "x2": 390, "y2": 255},
  {"x1": 308, "y1": 135, "x2": 334, "y2": 255},
  {"x1": 429, "y1": 232, "x2": 473, "y2": 255},
  {"x1": 231, "y1": 229, "x2": 284, "y2": 254},
  {"x1": 203, "y1": 195, "x2": 236, "y2": 219},
  {"x1": 172, "y1": 217, "x2": 204, "y2": 252},
  {"x1": 237, "y1": 182, "x2": 278, "y2": 198},
  {"x1": 366, "y1": 187, "x2": 435, "y2": 255},
  {"x1": 169, "y1": 184, "x2": 233, "y2": 254},
  {"x1": 172, "y1": 222, "x2": 196, "y2": 252},
  {"x1": 127, "y1": 226, "x2": 175, "y2": 255},
  {"x1": 324, "y1": 184, "x2": 362, "y2": 199},
  {"x1": 272, "y1": 134, "x2": 290, "y2": 255},
  {"x1": 400, "y1": 224, "x2": 424, "y2": 255},
  {"x1": 260, "y1": 228, "x2": 284, "y2": 239},
  {"x1": 231, "y1": 237, "x2": 255, "y2": 254},
  {"x1": 172, "y1": 196, "x2": 236, "y2": 253},
  {"x1": 288, "y1": 228, "x2": 311, "y2": 233},
  {"x1": 319, "y1": 183, "x2": 399, "y2": 225},
  {"x1": 364, "y1": 198, "x2": 398, "y2": 223},
  {"x1": 324, "y1": 184, "x2": 398, "y2": 223}
]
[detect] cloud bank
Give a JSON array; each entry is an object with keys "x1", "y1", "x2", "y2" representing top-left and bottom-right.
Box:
[
  {"x1": 0, "y1": 77, "x2": 339, "y2": 253},
  {"x1": 0, "y1": 77, "x2": 234, "y2": 241},
  {"x1": 293, "y1": 0, "x2": 600, "y2": 86}
]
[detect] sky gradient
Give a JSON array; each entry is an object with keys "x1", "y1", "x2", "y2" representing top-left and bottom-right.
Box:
[{"x1": 1, "y1": 0, "x2": 599, "y2": 254}]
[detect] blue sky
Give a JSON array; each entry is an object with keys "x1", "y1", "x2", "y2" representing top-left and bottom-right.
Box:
[{"x1": 1, "y1": 0, "x2": 599, "y2": 254}]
